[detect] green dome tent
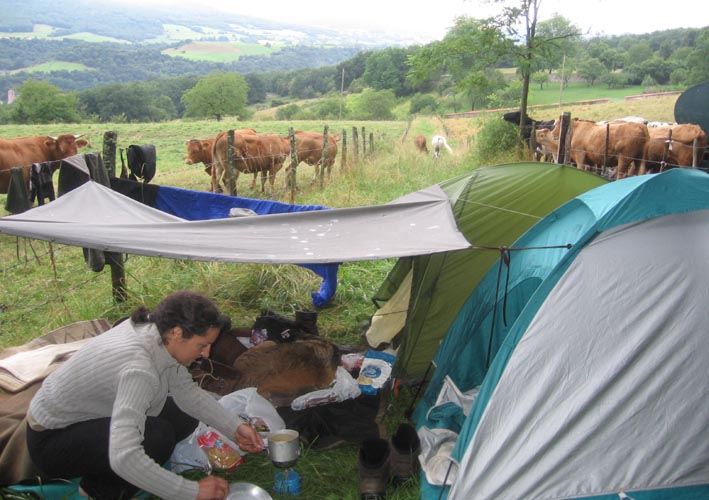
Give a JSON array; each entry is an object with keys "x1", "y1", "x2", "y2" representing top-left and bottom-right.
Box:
[{"x1": 367, "y1": 162, "x2": 607, "y2": 379}]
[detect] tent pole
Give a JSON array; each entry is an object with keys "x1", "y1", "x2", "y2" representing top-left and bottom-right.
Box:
[{"x1": 404, "y1": 360, "x2": 435, "y2": 420}]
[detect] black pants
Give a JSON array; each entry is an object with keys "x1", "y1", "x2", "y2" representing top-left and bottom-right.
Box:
[{"x1": 26, "y1": 398, "x2": 197, "y2": 500}]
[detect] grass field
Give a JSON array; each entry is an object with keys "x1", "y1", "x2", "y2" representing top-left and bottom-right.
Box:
[
  {"x1": 163, "y1": 41, "x2": 279, "y2": 63},
  {"x1": 0, "y1": 93, "x2": 683, "y2": 499}
]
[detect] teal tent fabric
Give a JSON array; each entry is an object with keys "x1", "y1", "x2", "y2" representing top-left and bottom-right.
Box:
[{"x1": 415, "y1": 169, "x2": 709, "y2": 500}]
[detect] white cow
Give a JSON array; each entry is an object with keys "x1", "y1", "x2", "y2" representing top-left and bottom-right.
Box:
[{"x1": 432, "y1": 135, "x2": 453, "y2": 158}]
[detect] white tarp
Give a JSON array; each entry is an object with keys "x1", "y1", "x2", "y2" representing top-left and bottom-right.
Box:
[
  {"x1": 450, "y1": 210, "x2": 709, "y2": 499},
  {"x1": 0, "y1": 181, "x2": 471, "y2": 264}
]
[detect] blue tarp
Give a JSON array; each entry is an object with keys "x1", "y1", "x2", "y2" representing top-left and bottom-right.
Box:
[{"x1": 154, "y1": 185, "x2": 339, "y2": 307}]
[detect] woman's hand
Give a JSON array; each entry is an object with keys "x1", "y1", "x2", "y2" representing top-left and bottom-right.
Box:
[
  {"x1": 234, "y1": 422, "x2": 265, "y2": 453},
  {"x1": 197, "y1": 474, "x2": 229, "y2": 500}
]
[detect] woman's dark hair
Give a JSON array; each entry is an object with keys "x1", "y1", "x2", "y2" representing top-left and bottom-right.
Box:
[{"x1": 131, "y1": 290, "x2": 231, "y2": 339}]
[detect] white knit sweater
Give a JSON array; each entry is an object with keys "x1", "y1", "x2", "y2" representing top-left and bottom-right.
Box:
[{"x1": 29, "y1": 320, "x2": 242, "y2": 500}]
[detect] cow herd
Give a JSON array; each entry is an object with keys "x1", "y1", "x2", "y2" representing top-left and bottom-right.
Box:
[
  {"x1": 506, "y1": 112, "x2": 707, "y2": 180},
  {"x1": 185, "y1": 129, "x2": 340, "y2": 196},
  {"x1": 2, "y1": 116, "x2": 705, "y2": 200}
]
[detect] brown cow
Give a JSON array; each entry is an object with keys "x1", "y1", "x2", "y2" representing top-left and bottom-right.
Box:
[
  {"x1": 414, "y1": 135, "x2": 428, "y2": 153},
  {"x1": 640, "y1": 124, "x2": 707, "y2": 174},
  {"x1": 212, "y1": 132, "x2": 290, "y2": 196},
  {"x1": 536, "y1": 119, "x2": 648, "y2": 179},
  {"x1": 185, "y1": 137, "x2": 217, "y2": 176},
  {"x1": 285, "y1": 131, "x2": 340, "y2": 181},
  {"x1": 0, "y1": 134, "x2": 90, "y2": 193},
  {"x1": 188, "y1": 129, "x2": 258, "y2": 193}
]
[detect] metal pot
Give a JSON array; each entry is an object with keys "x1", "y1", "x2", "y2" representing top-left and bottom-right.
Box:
[
  {"x1": 267, "y1": 429, "x2": 300, "y2": 468},
  {"x1": 227, "y1": 482, "x2": 273, "y2": 500}
]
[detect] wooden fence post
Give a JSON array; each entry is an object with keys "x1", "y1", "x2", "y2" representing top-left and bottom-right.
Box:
[
  {"x1": 107, "y1": 252, "x2": 127, "y2": 303},
  {"x1": 102, "y1": 131, "x2": 118, "y2": 178},
  {"x1": 227, "y1": 130, "x2": 236, "y2": 196},
  {"x1": 361, "y1": 126, "x2": 366, "y2": 157},
  {"x1": 530, "y1": 120, "x2": 538, "y2": 160},
  {"x1": 287, "y1": 126, "x2": 298, "y2": 203},
  {"x1": 102, "y1": 131, "x2": 126, "y2": 302},
  {"x1": 319, "y1": 125, "x2": 329, "y2": 188},
  {"x1": 352, "y1": 126, "x2": 359, "y2": 164},
  {"x1": 556, "y1": 112, "x2": 571, "y2": 165},
  {"x1": 661, "y1": 129, "x2": 673, "y2": 172},
  {"x1": 341, "y1": 129, "x2": 347, "y2": 171},
  {"x1": 369, "y1": 132, "x2": 374, "y2": 158}
]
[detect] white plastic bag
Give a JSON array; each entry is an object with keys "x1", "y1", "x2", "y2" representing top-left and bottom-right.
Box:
[
  {"x1": 171, "y1": 388, "x2": 285, "y2": 473},
  {"x1": 171, "y1": 421, "x2": 212, "y2": 473},
  {"x1": 219, "y1": 387, "x2": 286, "y2": 439},
  {"x1": 290, "y1": 366, "x2": 361, "y2": 410}
]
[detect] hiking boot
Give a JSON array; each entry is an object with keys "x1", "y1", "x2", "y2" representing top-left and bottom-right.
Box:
[
  {"x1": 389, "y1": 423, "x2": 421, "y2": 485},
  {"x1": 359, "y1": 437, "x2": 390, "y2": 500}
]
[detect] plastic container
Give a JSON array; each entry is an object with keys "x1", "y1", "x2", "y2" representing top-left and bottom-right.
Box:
[{"x1": 273, "y1": 470, "x2": 301, "y2": 496}]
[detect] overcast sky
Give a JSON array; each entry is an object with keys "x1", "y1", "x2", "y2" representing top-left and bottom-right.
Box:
[{"x1": 113, "y1": 0, "x2": 708, "y2": 42}]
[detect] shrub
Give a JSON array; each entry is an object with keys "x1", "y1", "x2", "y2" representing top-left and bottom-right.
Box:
[
  {"x1": 473, "y1": 115, "x2": 521, "y2": 162},
  {"x1": 409, "y1": 94, "x2": 439, "y2": 115},
  {"x1": 275, "y1": 104, "x2": 300, "y2": 120}
]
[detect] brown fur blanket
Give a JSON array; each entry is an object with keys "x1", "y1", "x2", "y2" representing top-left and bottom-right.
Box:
[
  {"x1": 193, "y1": 335, "x2": 341, "y2": 407},
  {"x1": 233, "y1": 336, "x2": 340, "y2": 407}
]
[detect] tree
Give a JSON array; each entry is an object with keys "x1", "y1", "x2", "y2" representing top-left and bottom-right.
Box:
[
  {"x1": 181, "y1": 72, "x2": 248, "y2": 121},
  {"x1": 534, "y1": 14, "x2": 581, "y2": 74},
  {"x1": 347, "y1": 89, "x2": 396, "y2": 120},
  {"x1": 531, "y1": 71, "x2": 549, "y2": 89},
  {"x1": 489, "y1": 0, "x2": 579, "y2": 133},
  {"x1": 577, "y1": 57, "x2": 607, "y2": 86},
  {"x1": 407, "y1": 17, "x2": 510, "y2": 110},
  {"x1": 12, "y1": 79, "x2": 80, "y2": 123},
  {"x1": 409, "y1": 94, "x2": 439, "y2": 115},
  {"x1": 244, "y1": 73, "x2": 267, "y2": 104},
  {"x1": 685, "y1": 29, "x2": 709, "y2": 85},
  {"x1": 79, "y1": 82, "x2": 177, "y2": 122},
  {"x1": 639, "y1": 57, "x2": 674, "y2": 85},
  {"x1": 361, "y1": 47, "x2": 415, "y2": 97}
]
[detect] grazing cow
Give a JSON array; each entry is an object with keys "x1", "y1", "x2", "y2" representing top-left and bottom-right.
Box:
[
  {"x1": 285, "y1": 131, "x2": 340, "y2": 180},
  {"x1": 0, "y1": 134, "x2": 90, "y2": 194},
  {"x1": 212, "y1": 132, "x2": 290, "y2": 196},
  {"x1": 414, "y1": 135, "x2": 428, "y2": 153},
  {"x1": 431, "y1": 135, "x2": 453, "y2": 159},
  {"x1": 640, "y1": 123, "x2": 707, "y2": 174},
  {"x1": 186, "y1": 129, "x2": 258, "y2": 190},
  {"x1": 502, "y1": 111, "x2": 556, "y2": 160},
  {"x1": 185, "y1": 137, "x2": 218, "y2": 176},
  {"x1": 536, "y1": 119, "x2": 649, "y2": 179}
]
